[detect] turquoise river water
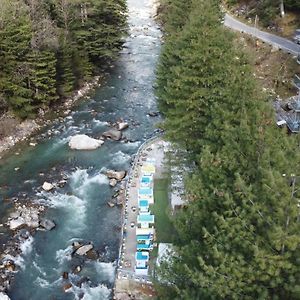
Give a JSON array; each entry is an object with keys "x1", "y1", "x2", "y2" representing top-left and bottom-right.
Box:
[{"x1": 0, "y1": 0, "x2": 161, "y2": 299}]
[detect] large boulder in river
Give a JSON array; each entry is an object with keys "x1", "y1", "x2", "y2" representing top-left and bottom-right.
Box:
[
  {"x1": 75, "y1": 244, "x2": 93, "y2": 256},
  {"x1": 0, "y1": 293, "x2": 11, "y2": 300},
  {"x1": 69, "y1": 134, "x2": 104, "y2": 150},
  {"x1": 102, "y1": 129, "x2": 122, "y2": 141},
  {"x1": 42, "y1": 182, "x2": 54, "y2": 192},
  {"x1": 40, "y1": 219, "x2": 56, "y2": 231},
  {"x1": 106, "y1": 170, "x2": 126, "y2": 181}
]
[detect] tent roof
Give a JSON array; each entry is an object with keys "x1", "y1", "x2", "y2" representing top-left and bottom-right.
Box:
[
  {"x1": 136, "y1": 234, "x2": 151, "y2": 241},
  {"x1": 139, "y1": 199, "x2": 149, "y2": 207},
  {"x1": 139, "y1": 188, "x2": 153, "y2": 195},
  {"x1": 141, "y1": 164, "x2": 155, "y2": 174},
  {"x1": 138, "y1": 214, "x2": 154, "y2": 223},
  {"x1": 136, "y1": 251, "x2": 149, "y2": 261}
]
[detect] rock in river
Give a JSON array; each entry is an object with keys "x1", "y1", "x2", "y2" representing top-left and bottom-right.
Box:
[
  {"x1": 9, "y1": 218, "x2": 25, "y2": 230},
  {"x1": 42, "y1": 182, "x2": 54, "y2": 192},
  {"x1": 39, "y1": 219, "x2": 56, "y2": 231},
  {"x1": 75, "y1": 244, "x2": 93, "y2": 256},
  {"x1": 106, "y1": 170, "x2": 126, "y2": 181},
  {"x1": 62, "y1": 272, "x2": 69, "y2": 280},
  {"x1": 8, "y1": 206, "x2": 40, "y2": 230},
  {"x1": 86, "y1": 249, "x2": 99, "y2": 260},
  {"x1": 69, "y1": 134, "x2": 104, "y2": 150},
  {"x1": 102, "y1": 129, "x2": 122, "y2": 141},
  {"x1": 0, "y1": 293, "x2": 11, "y2": 300},
  {"x1": 63, "y1": 283, "x2": 72, "y2": 292},
  {"x1": 109, "y1": 178, "x2": 118, "y2": 187},
  {"x1": 117, "y1": 122, "x2": 129, "y2": 131}
]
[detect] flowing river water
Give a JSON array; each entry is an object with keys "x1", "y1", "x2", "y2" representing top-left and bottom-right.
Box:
[{"x1": 0, "y1": 0, "x2": 161, "y2": 299}]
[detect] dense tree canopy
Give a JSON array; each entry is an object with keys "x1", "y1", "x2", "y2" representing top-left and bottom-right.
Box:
[
  {"x1": 0, "y1": 0, "x2": 127, "y2": 118},
  {"x1": 156, "y1": 0, "x2": 300, "y2": 299}
]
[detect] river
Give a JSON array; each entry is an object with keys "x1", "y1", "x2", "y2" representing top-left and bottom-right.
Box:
[{"x1": 0, "y1": 0, "x2": 161, "y2": 299}]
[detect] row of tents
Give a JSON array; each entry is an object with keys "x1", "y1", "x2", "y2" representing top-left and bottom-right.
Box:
[{"x1": 135, "y1": 158, "x2": 156, "y2": 276}]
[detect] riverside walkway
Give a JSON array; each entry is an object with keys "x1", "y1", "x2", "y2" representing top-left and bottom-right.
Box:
[{"x1": 114, "y1": 136, "x2": 167, "y2": 300}]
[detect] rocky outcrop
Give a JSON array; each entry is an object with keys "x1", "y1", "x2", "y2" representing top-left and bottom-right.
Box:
[
  {"x1": 102, "y1": 129, "x2": 122, "y2": 141},
  {"x1": 69, "y1": 134, "x2": 104, "y2": 150},
  {"x1": 106, "y1": 170, "x2": 126, "y2": 181},
  {"x1": 8, "y1": 206, "x2": 41, "y2": 230}
]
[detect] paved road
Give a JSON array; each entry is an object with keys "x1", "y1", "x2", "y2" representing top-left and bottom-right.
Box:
[{"x1": 224, "y1": 14, "x2": 300, "y2": 56}]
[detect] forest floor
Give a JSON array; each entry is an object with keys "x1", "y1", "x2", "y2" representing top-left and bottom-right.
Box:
[
  {"x1": 236, "y1": 33, "x2": 300, "y2": 99},
  {"x1": 225, "y1": 1, "x2": 300, "y2": 39}
]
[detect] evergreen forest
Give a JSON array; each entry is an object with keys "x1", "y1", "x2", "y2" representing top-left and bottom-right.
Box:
[
  {"x1": 0, "y1": 0, "x2": 127, "y2": 118},
  {"x1": 155, "y1": 0, "x2": 300, "y2": 299}
]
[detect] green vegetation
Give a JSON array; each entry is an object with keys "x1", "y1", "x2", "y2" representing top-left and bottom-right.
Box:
[
  {"x1": 155, "y1": 0, "x2": 300, "y2": 299},
  {"x1": 0, "y1": 0, "x2": 127, "y2": 118},
  {"x1": 151, "y1": 178, "x2": 175, "y2": 243}
]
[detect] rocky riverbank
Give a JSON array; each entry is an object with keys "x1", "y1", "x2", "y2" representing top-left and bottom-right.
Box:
[
  {"x1": 0, "y1": 168, "x2": 69, "y2": 297},
  {"x1": 0, "y1": 76, "x2": 102, "y2": 157},
  {"x1": 0, "y1": 122, "x2": 133, "y2": 298}
]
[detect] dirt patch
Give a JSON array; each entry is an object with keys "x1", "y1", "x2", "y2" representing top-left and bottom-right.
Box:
[
  {"x1": 114, "y1": 279, "x2": 156, "y2": 300},
  {"x1": 236, "y1": 33, "x2": 300, "y2": 98},
  {"x1": 0, "y1": 115, "x2": 21, "y2": 139},
  {"x1": 0, "y1": 114, "x2": 40, "y2": 154},
  {"x1": 275, "y1": 12, "x2": 300, "y2": 38}
]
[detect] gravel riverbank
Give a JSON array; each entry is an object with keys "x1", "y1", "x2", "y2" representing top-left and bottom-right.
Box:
[{"x1": 0, "y1": 76, "x2": 102, "y2": 156}]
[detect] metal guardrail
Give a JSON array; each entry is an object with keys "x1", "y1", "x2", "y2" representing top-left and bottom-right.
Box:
[{"x1": 294, "y1": 74, "x2": 300, "y2": 89}]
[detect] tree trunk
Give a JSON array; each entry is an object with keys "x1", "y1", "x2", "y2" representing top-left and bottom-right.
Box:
[{"x1": 280, "y1": 0, "x2": 285, "y2": 18}]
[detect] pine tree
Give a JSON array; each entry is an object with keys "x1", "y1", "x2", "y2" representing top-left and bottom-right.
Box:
[
  {"x1": 156, "y1": 0, "x2": 300, "y2": 299},
  {"x1": 0, "y1": 0, "x2": 128, "y2": 118},
  {"x1": 27, "y1": 50, "x2": 58, "y2": 106},
  {"x1": 56, "y1": 41, "x2": 76, "y2": 97},
  {"x1": 0, "y1": 2, "x2": 34, "y2": 117}
]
